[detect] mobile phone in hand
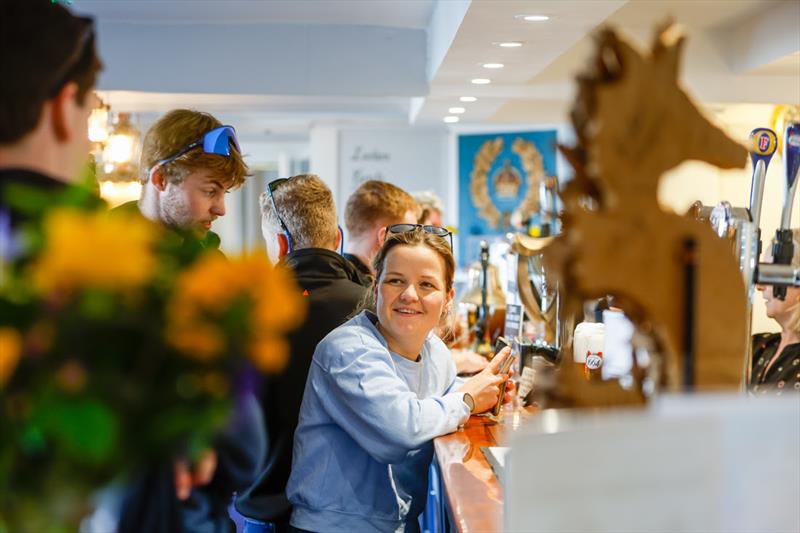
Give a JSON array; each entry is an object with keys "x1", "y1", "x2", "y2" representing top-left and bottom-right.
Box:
[{"x1": 492, "y1": 337, "x2": 515, "y2": 415}]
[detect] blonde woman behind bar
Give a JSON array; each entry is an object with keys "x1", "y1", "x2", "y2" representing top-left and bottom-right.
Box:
[{"x1": 751, "y1": 229, "x2": 800, "y2": 394}]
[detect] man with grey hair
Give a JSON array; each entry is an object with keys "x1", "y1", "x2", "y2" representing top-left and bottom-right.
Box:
[
  {"x1": 235, "y1": 174, "x2": 365, "y2": 532},
  {"x1": 413, "y1": 190, "x2": 445, "y2": 227}
]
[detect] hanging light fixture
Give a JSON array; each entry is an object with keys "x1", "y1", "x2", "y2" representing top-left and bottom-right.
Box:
[
  {"x1": 88, "y1": 98, "x2": 110, "y2": 145},
  {"x1": 98, "y1": 112, "x2": 142, "y2": 207}
]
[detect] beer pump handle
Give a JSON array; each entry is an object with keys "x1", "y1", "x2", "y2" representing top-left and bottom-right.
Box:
[
  {"x1": 475, "y1": 240, "x2": 490, "y2": 334},
  {"x1": 772, "y1": 123, "x2": 800, "y2": 300},
  {"x1": 748, "y1": 128, "x2": 777, "y2": 232},
  {"x1": 779, "y1": 122, "x2": 800, "y2": 230}
]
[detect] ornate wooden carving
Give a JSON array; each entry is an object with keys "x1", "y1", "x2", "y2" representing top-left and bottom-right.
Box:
[{"x1": 543, "y1": 22, "x2": 749, "y2": 403}]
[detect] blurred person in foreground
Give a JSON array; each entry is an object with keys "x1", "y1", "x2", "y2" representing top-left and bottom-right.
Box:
[
  {"x1": 234, "y1": 174, "x2": 365, "y2": 532},
  {"x1": 343, "y1": 180, "x2": 418, "y2": 287},
  {"x1": 286, "y1": 226, "x2": 514, "y2": 532},
  {"x1": 0, "y1": 0, "x2": 101, "y2": 228},
  {"x1": 751, "y1": 229, "x2": 800, "y2": 395}
]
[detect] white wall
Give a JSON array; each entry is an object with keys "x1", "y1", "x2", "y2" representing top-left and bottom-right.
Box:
[
  {"x1": 309, "y1": 125, "x2": 449, "y2": 238},
  {"x1": 215, "y1": 139, "x2": 309, "y2": 256}
]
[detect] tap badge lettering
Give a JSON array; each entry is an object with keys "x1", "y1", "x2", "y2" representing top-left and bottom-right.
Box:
[
  {"x1": 759, "y1": 134, "x2": 770, "y2": 152},
  {"x1": 585, "y1": 351, "x2": 603, "y2": 370},
  {"x1": 749, "y1": 128, "x2": 777, "y2": 156}
]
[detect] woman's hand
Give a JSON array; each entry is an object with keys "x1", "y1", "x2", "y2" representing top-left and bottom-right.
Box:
[{"x1": 457, "y1": 346, "x2": 513, "y2": 413}]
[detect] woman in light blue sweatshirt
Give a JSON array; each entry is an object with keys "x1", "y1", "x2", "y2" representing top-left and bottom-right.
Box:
[{"x1": 286, "y1": 226, "x2": 513, "y2": 533}]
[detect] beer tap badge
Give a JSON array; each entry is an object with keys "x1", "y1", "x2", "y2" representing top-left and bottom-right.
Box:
[{"x1": 749, "y1": 128, "x2": 777, "y2": 167}]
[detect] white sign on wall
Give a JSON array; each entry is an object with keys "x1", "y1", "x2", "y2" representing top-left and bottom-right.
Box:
[{"x1": 338, "y1": 128, "x2": 447, "y2": 220}]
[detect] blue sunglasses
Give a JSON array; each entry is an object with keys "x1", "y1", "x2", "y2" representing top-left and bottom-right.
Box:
[{"x1": 154, "y1": 125, "x2": 241, "y2": 168}]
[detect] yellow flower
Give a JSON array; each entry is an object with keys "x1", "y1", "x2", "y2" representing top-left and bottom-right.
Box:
[
  {"x1": 247, "y1": 335, "x2": 290, "y2": 373},
  {"x1": 29, "y1": 209, "x2": 158, "y2": 293},
  {"x1": 0, "y1": 327, "x2": 23, "y2": 388},
  {"x1": 166, "y1": 252, "x2": 306, "y2": 370},
  {"x1": 166, "y1": 323, "x2": 225, "y2": 362}
]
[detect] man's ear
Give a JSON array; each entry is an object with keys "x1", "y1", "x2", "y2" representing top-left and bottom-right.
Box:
[
  {"x1": 335, "y1": 227, "x2": 342, "y2": 250},
  {"x1": 50, "y1": 82, "x2": 80, "y2": 142},
  {"x1": 150, "y1": 166, "x2": 168, "y2": 192},
  {"x1": 277, "y1": 233, "x2": 290, "y2": 259},
  {"x1": 376, "y1": 225, "x2": 388, "y2": 248}
]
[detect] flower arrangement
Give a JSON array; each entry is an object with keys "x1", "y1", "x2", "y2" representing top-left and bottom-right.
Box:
[{"x1": 0, "y1": 183, "x2": 305, "y2": 531}]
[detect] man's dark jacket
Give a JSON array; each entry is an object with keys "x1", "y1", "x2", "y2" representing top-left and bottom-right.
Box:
[
  {"x1": 343, "y1": 252, "x2": 374, "y2": 288},
  {"x1": 235, "y1": 248, "x2": 366, "y2": 524},
  {"x1": 0, "y1": 168, "x2": 68, "y2": 228}
]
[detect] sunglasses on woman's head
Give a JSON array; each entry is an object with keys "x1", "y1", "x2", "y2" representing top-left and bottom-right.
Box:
[{"x1": 386, "y1": 223, "x2": 453, "y2": 249}]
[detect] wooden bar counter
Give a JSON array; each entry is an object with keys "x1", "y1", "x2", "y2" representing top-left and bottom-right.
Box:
[{"x1": 432, "y1": 405, "x2": 536, "y2": 533}]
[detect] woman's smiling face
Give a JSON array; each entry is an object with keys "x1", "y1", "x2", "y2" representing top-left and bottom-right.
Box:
[{"x1": 376, "y1": 244, "x2": 453, "y2": 356}]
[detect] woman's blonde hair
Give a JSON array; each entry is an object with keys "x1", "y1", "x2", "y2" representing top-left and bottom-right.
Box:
[
  {"x1": 357, "y1": 228, "x2": 455, "y2": 332},
  {"x1": 767, "y1": 229, "x2": 800, "y2": 333}
]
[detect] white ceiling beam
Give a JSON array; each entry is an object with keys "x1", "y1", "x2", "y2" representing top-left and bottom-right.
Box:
[
  {"x1": 430, "y1": 83, "x2": 574, "y2": 99},
  {"x1": 426, "y1": 0, "x2": 471, "y2": 81},
  {"x1": 95, "y1": 22, "x2": 428, "y2": 97},
  {"x1": 712, "y1": 0, "x2": 800, "y2": 74},
  {"x1": 408, "y1": 97, "x2": 427, "y2": 124}
]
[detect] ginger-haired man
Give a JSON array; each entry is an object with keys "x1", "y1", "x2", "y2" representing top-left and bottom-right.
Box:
[{"x1": 343, "y1": 180, "x2": 418, "y2": 287}]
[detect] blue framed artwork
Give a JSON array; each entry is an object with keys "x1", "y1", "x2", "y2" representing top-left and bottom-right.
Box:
[{"x1": 457, "y1": 130, "x2": 558, "y2": 266}]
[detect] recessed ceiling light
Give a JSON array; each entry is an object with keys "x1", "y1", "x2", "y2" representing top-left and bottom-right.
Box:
[
  {"x1": 443, "y1": 116, "x2": 459, "y2": 124},
  {"x1": 471, "y1": 78, "x2": 491, "y2": 85},
  {"x1": 460, "y1": 96, "x2": 477, "y2": 103},
  {"x1": 482, "y1": 63, "x2": 504, "y2": 69},
  {"x1": 497, "y1": 41, "x2": 523, "y2": 48},
  {"x1": 517, "y1": 14, "x2": 549, "y2": 21},
  {"x1": 448, "y1": 107, "x2": 466, "y2": 114}
]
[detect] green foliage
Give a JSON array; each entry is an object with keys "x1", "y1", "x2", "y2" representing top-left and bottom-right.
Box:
[{"x1": 0, "y1": 182, "x2": 245, "y2": 531}]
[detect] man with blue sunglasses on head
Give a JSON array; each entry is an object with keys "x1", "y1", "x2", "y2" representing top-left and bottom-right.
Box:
[
  {"x1": 114, "y1": 109, "x2": 261, "y2": 533},
  {"x1": 117, "y1": 109, "x2": 248, "y2": 250}
]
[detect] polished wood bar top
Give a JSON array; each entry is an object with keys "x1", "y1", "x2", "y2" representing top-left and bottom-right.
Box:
[{"x1": 433, "y1": 405, "x2": 536, "y2": 533}]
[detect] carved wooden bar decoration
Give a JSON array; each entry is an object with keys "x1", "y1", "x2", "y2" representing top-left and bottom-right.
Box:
[{"x1": 544, "y1": 22, "x2": 749, "y2": 401}]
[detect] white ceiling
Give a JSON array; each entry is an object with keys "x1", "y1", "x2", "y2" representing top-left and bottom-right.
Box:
[
  {"x1": 75, "y1": 0, "x2": 436, "y2": 27},
  {"x1": 74, "y1": 0, "x2": 800, "y2": 140}
]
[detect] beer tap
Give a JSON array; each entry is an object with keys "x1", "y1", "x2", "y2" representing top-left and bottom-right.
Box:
[
  {"x1": 768, "y1": 122, "x2": 800, "y2": 300},
  {"x1": 472, "y1": 241, "x2": 490, "y2": 353},
  {"x1": 748, "y1": 128, "x2": 777, "y2": 259}
]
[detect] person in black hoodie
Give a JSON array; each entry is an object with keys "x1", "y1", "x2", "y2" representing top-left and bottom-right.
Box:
[
  {"x1": 0, "y1": 0, "x2": 102, "y2": 227},
  {"x1": 235, "y1": 174, "x2": 366, "y2": 532}
]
